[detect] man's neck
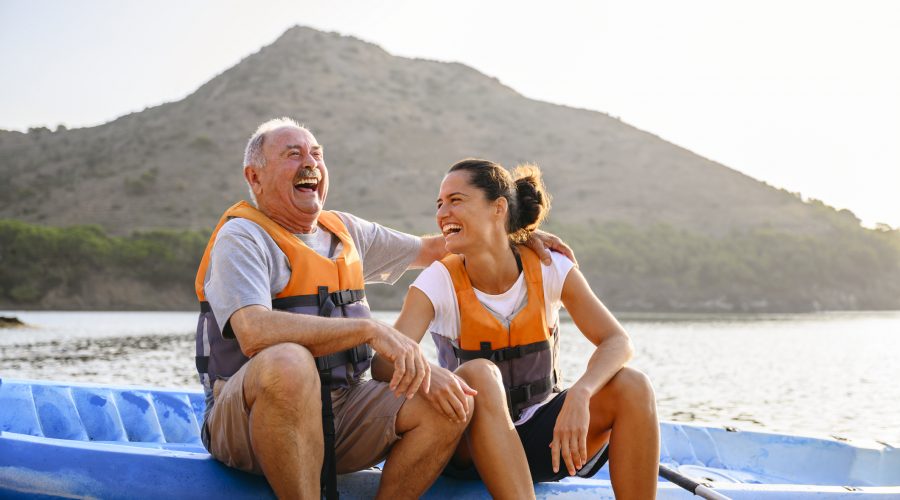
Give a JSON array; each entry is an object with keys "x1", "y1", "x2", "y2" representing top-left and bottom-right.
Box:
[{"x1": 258, "y1": 204, "x2": 319, "y2": 234}]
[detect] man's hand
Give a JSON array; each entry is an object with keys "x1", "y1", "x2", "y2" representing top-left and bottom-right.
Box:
[
  {"x1": 422, "y1": 366, "x2": 478, "y2": 423},
  {"x1": 550, "y1": 387, "x2": 591, "y2": 476},
  {"x1": 525, "y1": 229, "x2": 577, "y2": 266},
  {"x1": 367, "y1": 320, "x2": 431, "y2": 398}
]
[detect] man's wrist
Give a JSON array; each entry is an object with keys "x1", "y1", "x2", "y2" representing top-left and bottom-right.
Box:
[{"x1": 360, "y1": 319, "x2": 379, "y2": 345}]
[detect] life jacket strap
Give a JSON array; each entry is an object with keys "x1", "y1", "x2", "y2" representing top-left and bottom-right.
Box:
[
  {"x1": 197, "y1": 290, "x2": 367, "y2": 313},
  {"x1": 195, "y1": 355, "x2": 209, "y2": 374},
  {"x1": 319, "y1": 369, "x2": 339, "y2": 500},
  {"x1": 453, "y1": 338, "x2": 550, "y2": 362},
  {"x1": 269, "y1": 289, "x2": 366, "y2": 310},
  {"x1": 506, "y1": 374, "x2": 556, "y2": 413},
  {"x1": 315, "y1": 344, "x2": 373, "y2": 372}
]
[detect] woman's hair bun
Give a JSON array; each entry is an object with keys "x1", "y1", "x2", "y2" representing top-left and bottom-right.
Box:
[{"x1": 510, "y1": 163, "x2": 551, "y2": 241}]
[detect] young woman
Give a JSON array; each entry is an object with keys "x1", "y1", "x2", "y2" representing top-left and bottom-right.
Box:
[{"x1": 374, "y1": 159, "x2": 659, "y2": 499}]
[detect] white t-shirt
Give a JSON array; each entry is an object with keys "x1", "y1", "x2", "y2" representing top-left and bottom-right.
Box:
[{"x1": 411, "y1": 251, "x2": 575, "y2": 424}]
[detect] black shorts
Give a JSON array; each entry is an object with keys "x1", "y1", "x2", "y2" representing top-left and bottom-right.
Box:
[{"x1": 444, "y1": 390, "x2": 609, "y2": 483}]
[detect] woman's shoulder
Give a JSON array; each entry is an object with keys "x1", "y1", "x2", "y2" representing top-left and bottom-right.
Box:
[
  {"x1": 544, "y1": 250, "x2": 576, "y2": 278},
  {"x1": 412, "y1": 260, "x2": 453, "y2": 291}
]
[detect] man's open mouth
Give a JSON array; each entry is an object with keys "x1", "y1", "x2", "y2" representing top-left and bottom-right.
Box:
[
  {"x1": 294, "y1": 169, "x2": 321, "y2": 193},
  {"x1": 442, "y1": 223, "x2": 462, "y2": 236},
  {"x1": 294, "y1": 178, "x2": 319, "y2": 193}
]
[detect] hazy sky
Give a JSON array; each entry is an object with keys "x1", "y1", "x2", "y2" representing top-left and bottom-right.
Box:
[{"x1": 2, "y1": 0, "x2": 898, "y2": 227}]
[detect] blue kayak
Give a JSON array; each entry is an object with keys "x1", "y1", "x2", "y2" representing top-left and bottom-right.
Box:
[{"x1": 1, "y1": 378, "x2": 898, "y2": 499}]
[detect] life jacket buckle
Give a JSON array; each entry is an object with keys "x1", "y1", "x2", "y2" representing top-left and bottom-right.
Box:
[
  {"x1": 331, "y1": 290, "x2": 351, "y2": 305},
  {"x1": 508, "y1": 382, "x2": 533, "y2": 404},
  {"x1": 492, "y1": 345, "x2": 524, "y2": 362},
  {"x1": 348, "y1": 344, "x2": 370, "y2": 364},
  {"x1": 522, "y1": 384, "x2": 533, "y2": 400}
]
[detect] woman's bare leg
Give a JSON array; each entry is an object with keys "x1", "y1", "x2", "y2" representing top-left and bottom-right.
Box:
[
  {"x1": 454, "y1": 359, "x2": 535, "y2": 500},
  {"x1": 585, "y1": 367, "x2": 659, "y2": 500}
]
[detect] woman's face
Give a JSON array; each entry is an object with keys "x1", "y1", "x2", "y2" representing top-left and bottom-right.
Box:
[{"x1": 436, "y1": 170, "x2": 506, "y2": 254}]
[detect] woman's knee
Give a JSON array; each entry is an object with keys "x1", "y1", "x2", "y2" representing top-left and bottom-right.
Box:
[
  {"x1": 606, "y1": 367, "x2": 655, "y2": 406},
  {"x1": 463, "y1": 394, "x2": 476, "y2": 421},
  {"x1": 455, "y1": 358, "x2": 502, "y2": 388}
]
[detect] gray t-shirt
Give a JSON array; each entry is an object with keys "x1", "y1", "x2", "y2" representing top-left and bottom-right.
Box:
[{"x1": 203, "y1": 211, "x2": 422, "y2": 328}]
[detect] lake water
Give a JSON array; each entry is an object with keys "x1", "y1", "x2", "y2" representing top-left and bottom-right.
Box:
[{"x1": 2, "y1": 310, "x2": 898, "y2": 444}]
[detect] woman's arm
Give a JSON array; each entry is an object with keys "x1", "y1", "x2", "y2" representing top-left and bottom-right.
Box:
[
  {"x1": 551, "y1": 267, "x2": 634, "y2": 475},
  {"x1": 372, "y1": 287, "x2": 477, "y2": 421},
  {"x1": 562, "y1": 267, "x2": 634, "y2": 396}
]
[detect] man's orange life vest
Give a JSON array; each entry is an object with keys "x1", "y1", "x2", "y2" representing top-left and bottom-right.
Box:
[
  {"x1": 194, "y1": 201, "x2": 372, "y2": 403},
  {"x1": 194, "y1": 201, "x2": 372, "y2": 500}
]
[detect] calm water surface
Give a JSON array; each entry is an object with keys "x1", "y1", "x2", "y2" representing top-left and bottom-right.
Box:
[{"x1": 2, "y1": 310, "x2": 898, "y2": 444}]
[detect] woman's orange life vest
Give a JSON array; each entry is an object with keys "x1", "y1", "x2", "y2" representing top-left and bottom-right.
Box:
[{"x1": 440, "y1": 246, "x2": 560, "y2": 418}]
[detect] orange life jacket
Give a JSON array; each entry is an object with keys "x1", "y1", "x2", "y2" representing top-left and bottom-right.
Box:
[
  {"x1": 194, "y1": 201, "x2": 370, "y2": 500},
  {"x1": 195, "y1": 201, "x2": 364, "y2": 301},
  {"x1": 440, "y1": 246, "x2": 560, "y2": 418},
  {"x1": 194, "y1": 201, "x2": 371, "y2": 401}
]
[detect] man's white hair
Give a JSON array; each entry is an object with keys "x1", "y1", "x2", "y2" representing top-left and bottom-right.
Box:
[{"x1": 243, "y1": 117, "x2": 309, "y2": 203}]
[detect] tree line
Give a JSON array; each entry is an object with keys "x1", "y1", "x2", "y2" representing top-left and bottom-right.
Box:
[
  {"x1": 0, "y1": 220, "x2": 206, "y2": 308},
  {"x1": 2, "y1": 219, "x2": 898, "y2": 312}
]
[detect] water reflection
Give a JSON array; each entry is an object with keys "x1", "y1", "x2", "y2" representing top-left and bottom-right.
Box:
[{"x1": 1, "y1": 333, "x2": 197, "y2": 388}]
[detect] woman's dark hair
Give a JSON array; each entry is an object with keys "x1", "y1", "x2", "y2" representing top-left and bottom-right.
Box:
[{"x1": 447, "y1": 158, "x2": 551, "y2": 243}]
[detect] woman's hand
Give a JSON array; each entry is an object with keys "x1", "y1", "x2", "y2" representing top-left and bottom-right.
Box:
[
  {"x1": 550, "y1": 387, "x2": 592, "y2": 476},
  {"x1": 422, "y1": 365, "x2": 478, "y2": 423}
]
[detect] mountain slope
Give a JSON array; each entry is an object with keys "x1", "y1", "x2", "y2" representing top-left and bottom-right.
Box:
[
  {"x1": 0, "y1": 26, "x2": 859, "y2": 236},
  {"x1": 2, "y1": 26, "x2": 897, "y2": 312}
]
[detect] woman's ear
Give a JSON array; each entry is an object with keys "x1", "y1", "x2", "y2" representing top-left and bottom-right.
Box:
[{"x1": 495, "y1": 196, "x2": 508, "y2": 218}]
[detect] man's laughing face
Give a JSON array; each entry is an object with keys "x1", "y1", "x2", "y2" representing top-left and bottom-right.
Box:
[{"x1": 246, "y1": 126, "x2": 329, "y2": 232}]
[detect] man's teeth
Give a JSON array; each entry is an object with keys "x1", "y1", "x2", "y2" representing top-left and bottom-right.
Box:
[{"x1": 442, "y1": 224, "x2": 462, "y2": 236}]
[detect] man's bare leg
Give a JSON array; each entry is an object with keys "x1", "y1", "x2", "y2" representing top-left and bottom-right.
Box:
[
  {"x1": 243, "y1": 343, "x2": 323, "y2": 499},
  {"x1": 454, "y1": 359, "x2": 535, "y2": 500},
  {"x1": 585, "y1": 367, "x2": 659, "y2": 500},
  {"x1": 375, "y1": 393, "x2": 472, "y2": 499}
]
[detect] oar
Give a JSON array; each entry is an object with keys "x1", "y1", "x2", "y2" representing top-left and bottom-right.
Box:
[{"x1": 659, "y1": 464, "x2": 732, "y2": 500}]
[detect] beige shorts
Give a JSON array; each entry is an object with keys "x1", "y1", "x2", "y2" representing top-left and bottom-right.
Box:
[{"x1": 205, "y1": 361, "x2": 406, "y2": 475}]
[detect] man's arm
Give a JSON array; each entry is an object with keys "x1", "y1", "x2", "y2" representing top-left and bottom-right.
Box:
[
  {"x1": 231, "y1": 305, "x2": 431, "y2": 397},
  {"x1": 408, "y1": 230, "x2": 576, "y2": 270},
  {"x1": 409, "y1": 234, "x2": 448, "y2": 269},
  {"x1": 230, "y1": 305, "x2": 374, "y2": 358}
]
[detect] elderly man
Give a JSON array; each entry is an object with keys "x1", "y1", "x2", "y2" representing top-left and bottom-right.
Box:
[{"x1": 194, "y1": 117, "x2": 570, "y2": 499}]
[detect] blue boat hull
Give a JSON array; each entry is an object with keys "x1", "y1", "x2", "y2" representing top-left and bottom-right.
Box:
[{"x1": 1, "y1": 378, "x2": 898, "y2": 498}]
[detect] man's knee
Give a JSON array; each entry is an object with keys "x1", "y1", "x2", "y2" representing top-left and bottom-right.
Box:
[{"x1": 246, "y1": 343, "x2": 320, "y2": 407}]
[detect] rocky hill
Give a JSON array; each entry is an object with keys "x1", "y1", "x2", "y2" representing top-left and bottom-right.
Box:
[
  {"x1": 0, "y1": 26, "x2": 860, "y2": 236},
  {"x1": 2, "y1": 26, "x2": 897, "y2": 312}
]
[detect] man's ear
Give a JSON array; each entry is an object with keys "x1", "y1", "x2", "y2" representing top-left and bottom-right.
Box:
[{"x1": 244, "y1": 165, "x2": 261, "y2": 192}]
